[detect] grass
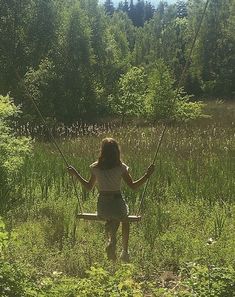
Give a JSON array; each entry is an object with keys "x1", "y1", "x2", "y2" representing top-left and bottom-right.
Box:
[{"x1": 2, "y1": 101, "x2": 235, "y2": 296}]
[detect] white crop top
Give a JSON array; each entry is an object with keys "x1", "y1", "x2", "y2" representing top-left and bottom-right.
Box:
[{"x1": 90, "y1": 161, "x2": 129, "y2": 192}]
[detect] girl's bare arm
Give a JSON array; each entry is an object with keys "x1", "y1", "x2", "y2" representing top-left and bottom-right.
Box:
[
  {"x1": 67, "y1": 166, "x2": 96, "y2": 191},
  {"x1": 122, "y1": 164, "x2": 155, "y2": 190}
]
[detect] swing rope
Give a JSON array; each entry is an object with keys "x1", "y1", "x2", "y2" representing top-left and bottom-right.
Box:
[
  {"x1": 136, "y1": 0, "x2": 210, "y2": 216},
  {"x1": 15, "y1": 71, "x2": 84, "y2": 214}
]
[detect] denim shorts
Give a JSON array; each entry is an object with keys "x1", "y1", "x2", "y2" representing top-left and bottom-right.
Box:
[{"x1": 97, "y1": 192, "x2": 129, "y2": 220}]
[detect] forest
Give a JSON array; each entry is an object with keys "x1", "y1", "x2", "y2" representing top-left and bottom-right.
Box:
[
  {"x1": 0, "y1": 0, "x2": 234, "y2": 124},
  {"x1": 0, "y1": 0, "x2": 235, "y2": 296}
]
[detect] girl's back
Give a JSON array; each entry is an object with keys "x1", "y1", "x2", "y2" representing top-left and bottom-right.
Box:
[{"x1": 90, "y1": 161, "x2": 128, "y2": 192}]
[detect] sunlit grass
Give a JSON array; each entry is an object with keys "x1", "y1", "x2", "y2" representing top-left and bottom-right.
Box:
[{"x1": 7, "y1": 101, "x2": 235, "y2": 277}]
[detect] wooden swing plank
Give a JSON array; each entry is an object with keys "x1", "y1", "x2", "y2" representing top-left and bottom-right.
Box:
[{"x1": 77, "y1": 213, "x2": 141, "y2": 222}]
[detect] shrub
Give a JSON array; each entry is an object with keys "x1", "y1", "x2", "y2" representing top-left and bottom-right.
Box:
[
  {"x1": 0, "y1": 95, "x2": 31, "y2": 212},
  {"x1": 182, "y1": 263, "x2": 235, "y2": 297},
  {"x1": 147, "y1": 60, "x2": 204, "y2": 121},
  {"x1": 110, "y1": 66, "x2": 147, "y2": 124},
  {"x1": 37, "y1": 264, "x2": 143, "y2": 297},
  {"x1": 0, "y1": 217, "x2": 37, "y2": 297}
]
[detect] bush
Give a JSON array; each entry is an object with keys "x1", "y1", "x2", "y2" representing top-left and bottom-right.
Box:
[
  {"x1": 0, "y1": 95, "x2": 31, "y2": 212},
  {"x1": 110, "y1": 66, "x2": 147, "y2": 124},
  {"x1": 34, "y1": 264, "x2": 143, "y2": 297},
  {"x1": 147, "y1": 60, "x2": 204, "y2": 121},
  {"x1": 0, "y1": 217, "x2": 37, "y2": 297},
  {"x1": 183, "y1": 263, "x2": 235, "y2": 297}
]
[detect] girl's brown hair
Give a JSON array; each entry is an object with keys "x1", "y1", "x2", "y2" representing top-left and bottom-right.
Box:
[{"x1": 96, "y1": 138, "x2": 121, "y2": 169}]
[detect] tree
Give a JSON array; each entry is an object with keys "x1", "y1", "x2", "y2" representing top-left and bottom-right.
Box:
[
  {"x1": 128, "y1": 0, "x2": 136, "y2": 23},
  {"x1": 123, "y1": 0, "x2": 129, "y2": 14},
  {"x1": 0, "y1": 0, "x2": 33, "y2": 95},
  {"x1": 134, "y1": 0, "x2": 145, "y2": 27},
  {"x1": 147, "y1": 60, "x2": 203, "y2": 121},
  {"x1": 176, "y1": 0, "x2": 187, "y2": 18},
  {"x1": 188, "y1": 0, "x2": 234, "y2": 96},
  {"x1": 110, "y1": 66, "x2": 147, "y2": 124},
  {"x1": 23, "y1": 58, "x2": 56, "y2": 120},
  {"x1": 104, "y1": 0, "x2": 115, "y2": 15},
  {"x1": 145, "y1": 1, "x2": 155, "y2": 22},
  {"x1": 27, "y1": 0, "x2": 57, "y2": 67},
  {"x1": 103, "y1": 11, "x2": 135, "y2": 100},
  {"x1": 157, "y1": 1, "x2": 168, "y2": 18},
  {"x1": 80, "y1": 0, "x2": 114, "y2": 115},
  {"x1": 118, "y1": 0, "x2": 129, "y2": 14},
  {"x1": 147, "y1": 61, "x2": 176, "y2": 120},
  {"x1": 133, "y1": 1, "x2": 189, "y2": 79},
  {"x1": 127, "y1": 0, "x2": 154, "y2": 27},
  {"x1": 51, "y1": 3, "x2": 97, "y2": 123}
]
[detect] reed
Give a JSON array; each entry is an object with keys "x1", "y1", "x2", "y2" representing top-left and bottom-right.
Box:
[{"x1": 5, "y1": 101, "x2": 235, "y2": 276}]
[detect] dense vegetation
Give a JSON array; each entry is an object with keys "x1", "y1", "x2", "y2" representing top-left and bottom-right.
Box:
[
  {"x1": 0, "y1": 0, "x2": 234, "y2": 123},
  {"x1": 1, "y1": 101, "x2": 235, "y2": 296},
  {"x1": 0, "y1": 0, "x2": 234, "y2": 295},
  {"x1": 0, "y1": 95, "x2": 31, "y2": 212}
]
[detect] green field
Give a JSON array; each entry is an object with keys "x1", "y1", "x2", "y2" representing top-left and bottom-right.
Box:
[{"x1": 1, "y1": 101, "x2": 235, "y2": 296}]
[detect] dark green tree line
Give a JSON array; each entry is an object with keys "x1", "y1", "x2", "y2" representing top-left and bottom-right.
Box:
[
  {"x1": 117, "y1": 0, "x2": 155, "y2": 26},
  {"x1": 0, "y1": 0, "x2": 234, "y2": 124}
]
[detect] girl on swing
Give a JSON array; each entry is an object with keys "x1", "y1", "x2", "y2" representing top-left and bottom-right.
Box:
[{"x1": 67, "y1": 138, "x2": 154, "y2": 261}]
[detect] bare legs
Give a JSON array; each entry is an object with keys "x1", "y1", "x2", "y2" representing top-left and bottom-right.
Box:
[
  {"x1": 121, "y1": 220, "x2": 130, "y2": 252},
  {"x1": 105, "y1": 220, "x2": 119, "y2": 260},
  {"x1": 105, "y1": 219, "x2": 130, "y2": 261},
  {"x1": 120, "y1": 219, "x2": 130, "y2": 262},
  {"x1": 105, "y1": 220, "x2": 119, "y2": 245}
]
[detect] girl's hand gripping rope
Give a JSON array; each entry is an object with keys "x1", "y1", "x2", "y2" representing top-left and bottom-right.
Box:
[
  {"x1": 145, "y1": 164, "x2": 155, "y2": 178},
  {"x1": 67, "y1": 165, "x2": 78, "y2": 177}
]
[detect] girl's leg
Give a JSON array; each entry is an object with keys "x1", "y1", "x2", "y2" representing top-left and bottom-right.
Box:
[
  {"x1": 110, "y1": 220, "x2": 119, "y2": 243},
  {"x1": 121, "y1": 219, "x2": 130, "y2": 252},
  {"x1": 120, "y1": 220, "x2": 130, "y2": 262},
  {"x1": 105, "y1": 220, "x2": 111, "y2": 240},
  {"x1": 105, "y1": 220, "x2": 119, "y2": 243},
  {"x1": 105, "y1": 220, "x2": 119, "y2": 260}
]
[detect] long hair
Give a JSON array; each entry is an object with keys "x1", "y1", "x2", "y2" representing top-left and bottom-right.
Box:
[{"x1": 96, "y1": 138, "x2": 121, "y2": 169}]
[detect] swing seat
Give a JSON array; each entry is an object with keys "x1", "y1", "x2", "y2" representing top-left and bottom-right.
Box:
[{"x1": 77, "y1": 212, "x2": 141, "y2": 222}]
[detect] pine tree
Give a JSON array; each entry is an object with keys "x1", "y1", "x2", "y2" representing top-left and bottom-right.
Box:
[
  {"x1": 135, "y1": 0, "x2": 145, "y2": 27},
  {"x1": 145, "y1": 1, "x2": 154, "y2": 22},
  {"x1": 176, "y1": 1, "x2": 187, "y2": 18},
  {"x1": 118, "y1": 1, "x2": 124, "y2": 11},
  {"x1": 104, "y1": 0, "x2": 115, "y2": 15},
  {"x1": 118, "y1": 0, "x2": 129, "y2": 14},
  {"x1": 123, "y1": 0, "x2": 129, "y2": 14},
  {"x1": 129, "y1": 0, "x2": 135, "y2": 21}
]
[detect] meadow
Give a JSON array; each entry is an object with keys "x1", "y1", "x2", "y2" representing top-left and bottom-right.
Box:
[{"x1": 1, "y1": 101, "x2": 235, "y2": 296}]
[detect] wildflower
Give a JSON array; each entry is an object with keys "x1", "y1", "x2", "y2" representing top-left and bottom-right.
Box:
[{"x1": 206, "y1": 238, "x2": 216, "y2": 245}]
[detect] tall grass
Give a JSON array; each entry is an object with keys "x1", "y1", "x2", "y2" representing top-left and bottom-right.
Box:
[
  {"x1": 5, "y1": 101, "x2": 235, "y2": 277},
  {"x1": 14, "y1": 102, "x2": 234, "y2": 207}
]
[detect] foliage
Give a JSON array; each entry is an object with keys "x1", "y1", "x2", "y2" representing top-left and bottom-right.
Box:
[
  {"x1": 182, "y1": 263, "x2": 235, "y2": 297},
  {"x1": 121, "y1": 0, "x2": 155, "y2": 27},
  {"x1": 147, "y1": 61, "x2": 176, "y2": 120},
  {"x1": 40, "y1": 265, "x2": 143, "y2": 297},
  {"x1": 0, "y1": 260, "x2": 34, "y2": 297},
  {"x1": 110, "y1": 66, "x2": 147, "y2": 123},
  {"x1": 174, "y1": 94, "x2": 205, "y2": 121},
  {"x1": 147, "y1": 60, "x2": 204, "y2": 121},
  {"x1": 0, "y1": 94, "x2": 31, "y2": 176},
  {"x1": 104, "y1": 0, "x2": 115, "y2": 15},
  {"x1": 0, "y1": 103, "x2": 234, "y2": 296},
  {"x1": 0, "y1": 217, "x2": 8, "y2": 255},
  {"x1": 23, "y1": 58, "x2": 56, "y2": 119},
  {"x1": 0, "y1": 95, "x2": 31, "y2": 212},
  {"x1": 0, "y1": 0, "x2": 234, "y2": 124},
  {"x1": 0, "y1": 218, "x2": 37, "y2": 297}
]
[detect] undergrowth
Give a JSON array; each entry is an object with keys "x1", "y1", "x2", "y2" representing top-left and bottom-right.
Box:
[{"x1": 1, "y1": 102, "x2": 235, "y2": 296}]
